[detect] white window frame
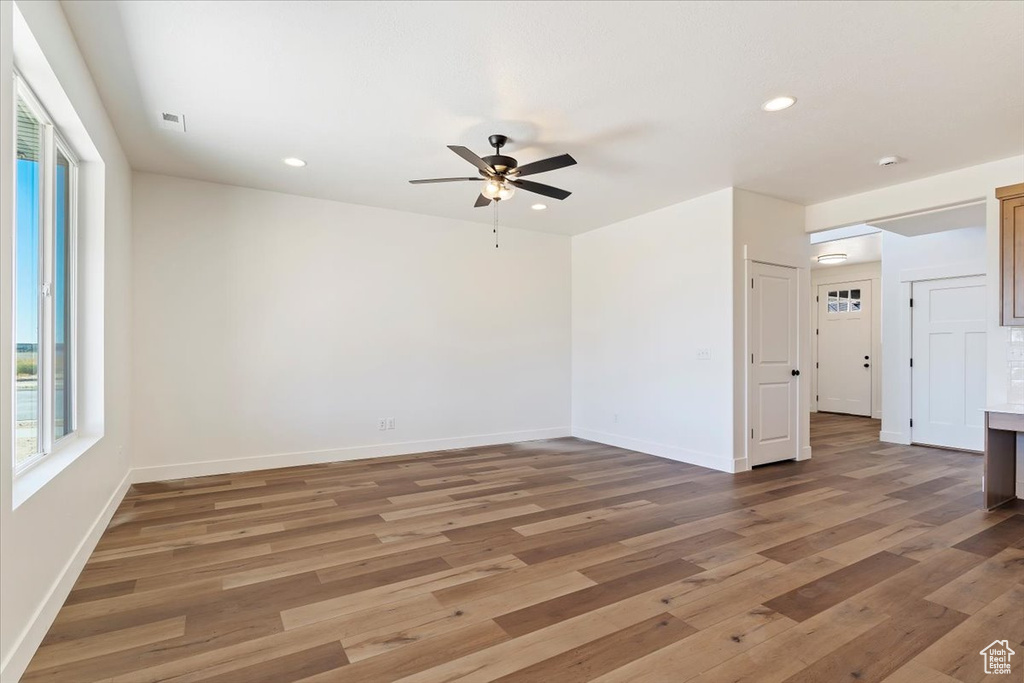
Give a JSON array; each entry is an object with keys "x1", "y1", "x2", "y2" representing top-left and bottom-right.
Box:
[{"x1": 13, "y1": 72, "x2": 79, "y2": 476}]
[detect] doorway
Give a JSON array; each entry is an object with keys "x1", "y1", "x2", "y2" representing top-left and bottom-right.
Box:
[
  {"x1": 748, "y1": 261, "x2": 801, "y2": 466},
  {"x1": 911, "y1": 275, "x2": 986, "y2": 451},
  {"x1": 817, "y1": 281, "x2": 873, "y2": 416}
]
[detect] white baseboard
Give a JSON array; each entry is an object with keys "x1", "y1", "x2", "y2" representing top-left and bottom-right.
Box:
[
  {"x1": 879, "y1": 430, "x2": 910, "y2": 445},
  {"x1": 1, "y1": 470, "x2": 132, "y2": 683},
  {"x1": 571, "y1": 427, "x2": 735, "y2": 473},
  {"x1": 132, "y1": 427, "x2": 572, "y2": 483},
  {"x1": 1016, "y1": 481, "x2": 1023, "y2": 500}
]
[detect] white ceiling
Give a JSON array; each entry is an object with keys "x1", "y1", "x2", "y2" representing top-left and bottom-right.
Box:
[{"x1": 61, "y1": 1, "x2": 1024, "y2": 236}]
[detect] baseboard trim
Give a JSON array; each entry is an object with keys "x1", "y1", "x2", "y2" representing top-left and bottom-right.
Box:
[
  {"x1": 132, "y1": 427, "x2": 573, "y2": 483},
  {"x1": 879, "y1": 430, "x2": 910, "y2": 445},
  {"x1": 799, "y1": 445, "x2": 812, "y2": 461},
  {"x1": 1, "y1": 469, "x2": 132, "y2": 683},
  {"x1": 571, "y1": 427, "x2": 735, "y2": 473},
  {"x1": 1016, "y1": 482, "x2": 1023, "y2": 500}
]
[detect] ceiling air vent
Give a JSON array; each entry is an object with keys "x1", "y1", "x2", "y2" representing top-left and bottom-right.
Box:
[{"x1": 160, "y1": 112, "x2": 186, "y2": 133}]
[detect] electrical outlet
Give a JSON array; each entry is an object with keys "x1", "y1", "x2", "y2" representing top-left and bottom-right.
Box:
[
  {"x1": 387, "y1": 417, "x2": 396, "y2": 430},
  {"x1": 697, "y1": 348, "x2": 711, "y2": 360},
  {"x1": 378, "y1": 418, "x2": 387, "y2": 431}
]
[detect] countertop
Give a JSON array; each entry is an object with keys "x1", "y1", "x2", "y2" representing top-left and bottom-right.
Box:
[{"x1": 986, "y1": 403, "x2": 1024, "y2": 415}]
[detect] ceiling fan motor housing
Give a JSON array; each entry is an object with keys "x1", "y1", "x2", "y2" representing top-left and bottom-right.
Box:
[{"x1": 482, "y1": 155, "x2": 518, "y2": 174}]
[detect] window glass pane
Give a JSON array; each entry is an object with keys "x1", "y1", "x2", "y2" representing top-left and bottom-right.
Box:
[
  {"x1": 15, "y1": 100, "x2": 41, "y2": 463},
  {"x1": 55, "y1": 149, "x2": 72, "y2": 439},
  {"x1": 850, "y1": 289, "x2": 861, "y2": 299},
  {"x1": 838, "y1": 290, "x2": 849, "y2": 313}
]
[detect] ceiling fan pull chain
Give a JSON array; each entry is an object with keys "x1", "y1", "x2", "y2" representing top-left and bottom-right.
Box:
[{"x1": 493, "y1": 200, "x2": 499, "y2": 249}]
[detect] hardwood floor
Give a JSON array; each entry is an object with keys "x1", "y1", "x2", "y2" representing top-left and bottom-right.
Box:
[{"x1": 23, "y1": 413, "x2": 1024, "y2": 682}]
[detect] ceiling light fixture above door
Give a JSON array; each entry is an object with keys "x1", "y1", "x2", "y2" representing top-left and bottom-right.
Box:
[{"x1": 817, "y1": 253, "x2": 848, "y2": 264}]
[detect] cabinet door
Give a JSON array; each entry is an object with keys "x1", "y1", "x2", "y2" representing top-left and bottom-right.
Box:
[{"x1": 1001, "y1": 190, "x2": 1024, "y2": 326}]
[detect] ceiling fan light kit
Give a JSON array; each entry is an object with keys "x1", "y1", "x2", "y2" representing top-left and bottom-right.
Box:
[{"x1": 409, "y1": 133, "x2": 576, "y2": 208}]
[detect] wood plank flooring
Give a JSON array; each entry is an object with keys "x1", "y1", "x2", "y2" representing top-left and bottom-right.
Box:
[{"x1": 22, "y1": 413, "x2": 1024, "y2": 682}]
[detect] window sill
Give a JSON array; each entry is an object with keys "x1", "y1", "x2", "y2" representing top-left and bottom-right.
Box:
[{"x1": 13, "y1": 433, "x2": 102, "y2": 509}]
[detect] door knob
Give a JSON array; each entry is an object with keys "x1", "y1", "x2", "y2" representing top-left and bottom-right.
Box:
[
  {"x1": 864, "y1": 363, "x2": 870, "y2": 368},
  {"x1": 864, "y1": 355, "x2": 869, "y2": 360},
  {"x1": 791, "y1": 369, "x2": 800, "y2": 376}
]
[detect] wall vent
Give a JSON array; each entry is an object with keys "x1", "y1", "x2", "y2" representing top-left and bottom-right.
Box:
[{"x1": 160, "y1": 112, "x2": 186, "y2": 132}]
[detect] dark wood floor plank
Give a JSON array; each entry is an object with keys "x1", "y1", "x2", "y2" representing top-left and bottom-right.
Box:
[
  {"x1": 759, "y1": 518, "x2": 884, "y2": 564},
  {"x1": 495, "y1": 559, "x2": 700, "y2": 638},
  {"x1": 763, "y1": 551, "x2": 918, "y2": 622},
  {"x1": 779, "y1": 600, "x2": 967, "y2": 683},
  {"x1": 953, "y1": 515, "x2": 1024, "y2": 557}
]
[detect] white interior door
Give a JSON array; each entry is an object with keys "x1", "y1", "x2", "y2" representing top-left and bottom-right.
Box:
[
  {"x1": 748, "y1": 262, "x2": 800, "y2": 466},
  {"x1": 817, "y1": 281, "x2": 872, "y2": 416},
  {"x1": 911, "y1": 276, "x2": 986, "y2": 451}
]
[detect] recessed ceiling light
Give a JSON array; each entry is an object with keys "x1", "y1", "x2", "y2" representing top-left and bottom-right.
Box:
[
  {"x1": 817, "y1": 253, "x2": 848, "y2": 264},
  {"x1": 762, "y1": 96, "x2": 796, "y2": 112},
  {"x1": 283, "y1": 157, "x2": 306, "y2": 167},
  {"x1": 877, "y1": 156, "x2": 902, "y2": 167},
  {"x1": 531, "y1": 203, "x2": 547, "y2": 211}
]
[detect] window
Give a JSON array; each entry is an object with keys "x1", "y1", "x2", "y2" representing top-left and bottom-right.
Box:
[
  {"x1": 826, "y1": 289, "x2": 861, "y2": 315},
  {"x1": 14, "y1": 77, "x2": 78, "y2": 471}
]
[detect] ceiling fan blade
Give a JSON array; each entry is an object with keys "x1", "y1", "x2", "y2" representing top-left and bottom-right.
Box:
[
  {"x1": 448, "y1": 145, "x2": 495, "y2": 175},
  {"x1": 514, "y1": 153, "x2": 577, "y2": 177},
  {"x1": 474, "y1": 194, "x2": 492, "y2": 208},
  {"x1": 510, "y1": 178, "x2": 572, "y2": 200},
  {"x1": 409, "y1": 177, "x2": 480, "y2": 184}
]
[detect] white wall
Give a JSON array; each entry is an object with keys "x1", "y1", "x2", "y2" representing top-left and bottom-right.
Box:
[
  {"x1": 0, "y1": 1, "x2": 133, "y2": 680},
  {"x1": 880, "y1": 227, "x2": 987, "y2": 443},
  {"x1": 733, "y1": 189, "x2": 811, "y2": 466},
  {"x1": 131, "y1": 174, "x2": 571, "y2": 479},
  {"x1": 811, "y1": 261, "x2": 883, "y2": 419},
  {"x1": 571, "y1": 189, "x2": 736, "y2": 472}
]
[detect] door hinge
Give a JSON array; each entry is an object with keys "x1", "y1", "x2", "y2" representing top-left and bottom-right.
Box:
[
  {"x1": 816, "y1": 295, "x2": 819, "y2": 302},
  {"x1": 816, "y1": 394, "x2": 819, "y2": 401},
  {"x1": 909, "y1": 298, "x2": 914, "y2": 308},
  {"x1": 816, "y1": 328, "x2": 819, "y2": 336},
  {"x1": 751, "y1": 353, "x2": 754, "y2": 364},
  {"x1": 816, "y1": 362, "x2": 819, "y2": 368},
  {"x1": 910, "y1": 358, "x2": 913, "y2": 367},
  {"x1": 751, "y1": 428, "x2": 754, "y2": 439},
  {"x1": 910, "y1": 418, "x2": 914, "y2": 427},
  {"x1": 751, "y1": 278, "x2": 754, "y2": 289}
]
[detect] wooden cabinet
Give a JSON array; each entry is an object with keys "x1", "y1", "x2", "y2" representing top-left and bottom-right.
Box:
[{"x1": 999, "y1": 182, "x2": 1024, "y2": 326}]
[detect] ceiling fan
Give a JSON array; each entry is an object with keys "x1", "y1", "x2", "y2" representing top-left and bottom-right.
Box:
[{"x1": 409, "y1": 134, "x2": 576, "y2": 207}]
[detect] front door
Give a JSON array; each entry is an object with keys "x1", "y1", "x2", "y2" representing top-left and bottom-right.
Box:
[
  {"x1": 817, "y1": 281, "x2": 872, "y2": 417},
  {"x1": 911, "y1": 276, "x2": 986, "y2": 451},
  {"x1": 748, "y1": 262, "x2": 800, "y2": 466}
]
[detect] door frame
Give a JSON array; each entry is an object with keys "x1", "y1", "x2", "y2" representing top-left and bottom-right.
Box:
[
  {"x1": 810, "y1": 264, "x2": 882, "y2": 418},
  {"x1": 815, "y1": 280, "x2": 874, "y2": 417},
  {"x1": 909, "y1": 274, "x2": 987, "y2": 451},
  {"x1": 886, "y1": 260, "x2": 986, "y2": 445},
  {"x1": 742, "y1": 251, "x2": 811, "y2": 471}
]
